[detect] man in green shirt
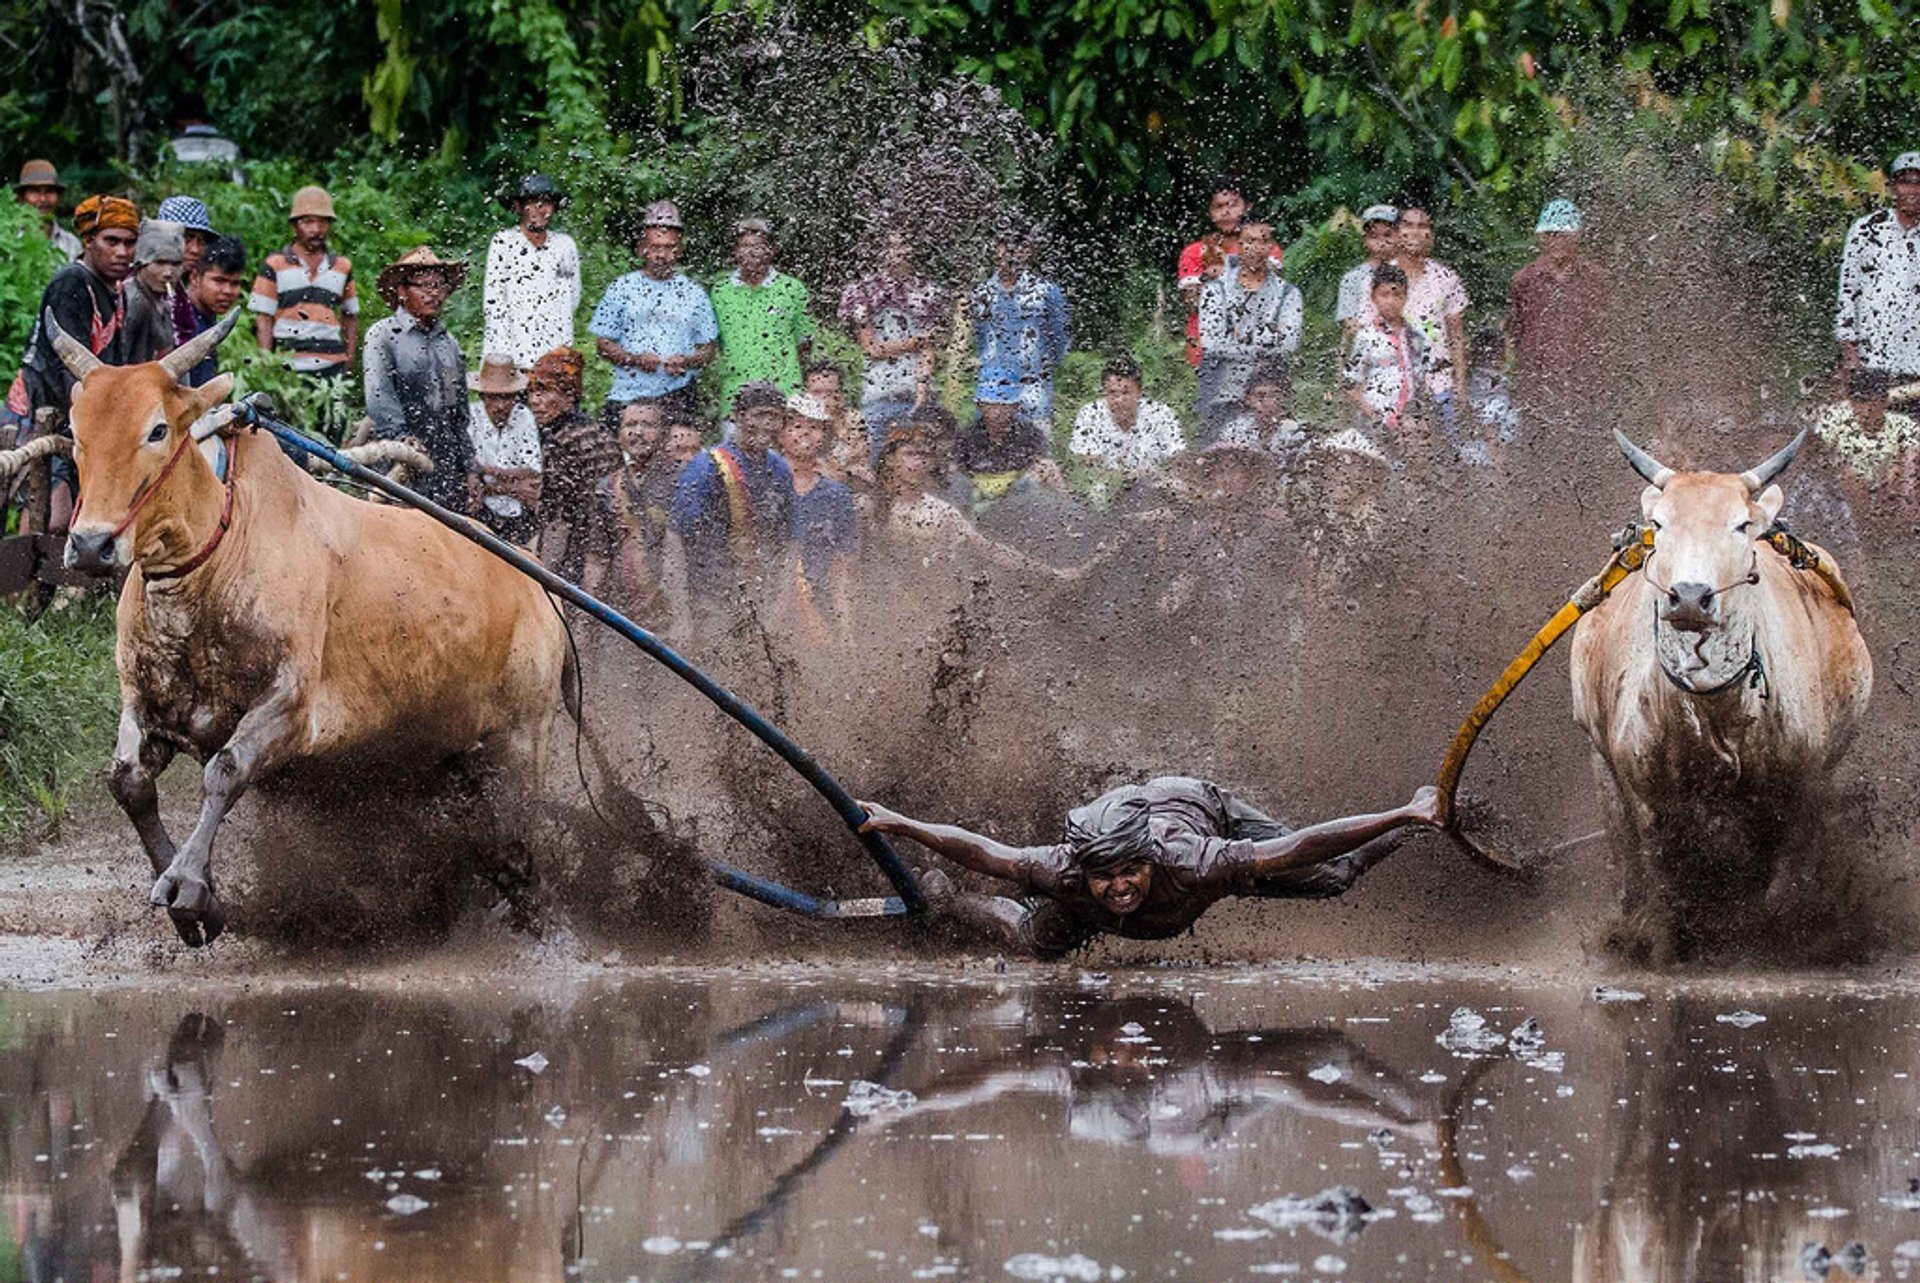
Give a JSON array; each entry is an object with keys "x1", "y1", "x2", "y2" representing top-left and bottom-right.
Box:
[{"x1": 711, "y1": 217, "x2": 815, "y2": 411}]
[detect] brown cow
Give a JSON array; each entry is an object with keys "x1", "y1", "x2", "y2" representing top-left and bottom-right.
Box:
[
  {"x1": 1570, "y1": 429, "x2": 1872, "y2": 963},
  {"x1": 47, "y1": 312, "x2": 570, "y2": 946}
]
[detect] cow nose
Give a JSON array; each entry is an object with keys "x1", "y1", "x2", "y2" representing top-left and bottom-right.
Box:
[
  {"x1": 1665, "y1": 580, "x2": 1717, "y2": 628},
  {"x1": 63, "y1": 529, "x2": 116, "y2": 574}
]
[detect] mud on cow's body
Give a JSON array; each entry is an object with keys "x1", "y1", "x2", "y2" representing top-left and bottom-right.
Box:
[
  {"x1": 47, "y1": 311, "x2": 570, "y2": 946},
  {"x1": 1570, "y1": 429, "x2": 1872, "y2": 963}
]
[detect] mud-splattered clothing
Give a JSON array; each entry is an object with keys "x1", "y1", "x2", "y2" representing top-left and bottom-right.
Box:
[
  {"x1": 1835, "y1": 208, "x2": 1920, "y2": 376},
  {"x1": 1004, "y1": 776, "x2": 1400, "y2": 956}
]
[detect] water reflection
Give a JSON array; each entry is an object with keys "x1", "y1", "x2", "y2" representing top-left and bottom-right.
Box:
[{"x1": 0, "y1": 975, "x2": 1912, "y2": 1281}]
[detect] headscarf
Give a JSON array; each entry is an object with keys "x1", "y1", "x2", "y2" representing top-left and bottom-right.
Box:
[
  {"x1": 1063, "y1": 792, "x2": 1157, "y2": 872},
  {"x1": 528, "y1": 346, "x2": 585, "y2": 401},
  {"x1": 72, "y1": 195, "x2": 139, "y2": 237}
]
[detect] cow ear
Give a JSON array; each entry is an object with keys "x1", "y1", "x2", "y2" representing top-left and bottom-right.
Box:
[
  {"x1": 184, "y1": 375, "x2": 235, "y2": 419},
  {"x1": 1639, "y1": 485, "x2": 1662, "y2": 520},
  {"x1": 1755, "y1": 483, "x2": 1785, "y2": 527}
]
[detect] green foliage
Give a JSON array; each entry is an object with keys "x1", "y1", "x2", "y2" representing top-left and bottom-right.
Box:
[
  {"x1": 0, "y1": 600, "x2": 119, "y2": 840},
  {"x1": 0, "y1": 200, "x2": 61, "y2": 379}
]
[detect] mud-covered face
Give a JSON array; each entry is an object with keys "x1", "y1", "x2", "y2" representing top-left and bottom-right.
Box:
[
  {"x1": 1085, "y1": 861, "x2": 1152, "y2": 916},
  {"x1": 1102, "y1": 374, "x2": 1141, "y2": 424},
  {"x1": 618, "y1": 403, "x2": 666, "y2": 459}
]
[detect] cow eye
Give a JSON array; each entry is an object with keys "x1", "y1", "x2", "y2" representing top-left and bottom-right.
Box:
[
  {"x1": 1735, "y1": 519, "x2": 1752, "y2": 535},
  {"x1": 1649, "y1": 518, "x2": 1663, "y2": 532},
  {"x1": 146, "y1": 422, "x2": 168, "y2": 444}
]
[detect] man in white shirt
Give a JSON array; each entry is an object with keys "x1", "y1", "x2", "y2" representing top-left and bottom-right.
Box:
[
  {"x1": 483, "y1": 173, "x2": 581, "y2": 370},
  {"x1": 1196, "y1": 215, "x2": 1302, "y2": 441},
  {"x1": 1836, "y1": 150, "x2": 1920, "y2": 383},
  {"x1": 1070, "y1": 355, "x2": 1186, "y2": 473},
  {"x1": 465, "y1": 354, "x2": 544, "y2": 545},
  {"x1": 1335, "y1": 204, "x2": 1399, "y2": 340}
]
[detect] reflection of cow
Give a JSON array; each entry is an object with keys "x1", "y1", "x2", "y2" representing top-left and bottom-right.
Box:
[
  {"x1": 46, "y1": 313, "x2": 571, "y2": 946},
  {"x1": 1571, "y1": 431, "x2": 1872, "y2": 963}
]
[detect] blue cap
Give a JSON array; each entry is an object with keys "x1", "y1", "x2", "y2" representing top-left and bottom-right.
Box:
[
  {"x1": 155, "y1": 196, "x2": 216, "y2": 235},
  {"x1": 1535, "y1": 199, "x2": 1583, "y2": 234}
]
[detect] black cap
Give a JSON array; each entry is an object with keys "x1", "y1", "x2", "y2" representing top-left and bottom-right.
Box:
[{"x1": 503, "y1": 173, "x2": 566, "y2": 209}]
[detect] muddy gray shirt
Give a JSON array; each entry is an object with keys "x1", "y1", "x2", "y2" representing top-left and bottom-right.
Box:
[{"x1": 1013, "y1": 777, "x2": 1261, "y2": 940}]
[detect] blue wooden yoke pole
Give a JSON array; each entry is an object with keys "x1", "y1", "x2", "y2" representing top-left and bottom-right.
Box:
[{"x1": 229, "y1": 394, "x2": 923, "y2": 920}]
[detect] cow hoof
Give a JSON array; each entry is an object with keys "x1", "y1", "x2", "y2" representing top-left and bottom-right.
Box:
[{"x1": 151, "y1": 873, "x2": 224, "y2": 947}]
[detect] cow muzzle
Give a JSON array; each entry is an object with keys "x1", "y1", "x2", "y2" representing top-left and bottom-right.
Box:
[
  {"x1": 63, "y1": 526, "x2": 124, "y2": 575},
  {"x1": 1661, "y1": 580, "x2": 1720, "y2": 632}
]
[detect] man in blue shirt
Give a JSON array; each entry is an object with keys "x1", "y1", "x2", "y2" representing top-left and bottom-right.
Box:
[
  {"x1": 666, "y1": 382, "x2": 796, "y2": 638},
  {"x1": 590, "y1": 200, "x2": 719, "y2": 416},
  {"x1": 971, "y1": 225, "x2": 1070, "y2": 426}
]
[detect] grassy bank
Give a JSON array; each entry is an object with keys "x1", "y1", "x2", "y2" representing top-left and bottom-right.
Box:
[{"x1": 0, "y1": 601, "x2": 119, "y2": 842}]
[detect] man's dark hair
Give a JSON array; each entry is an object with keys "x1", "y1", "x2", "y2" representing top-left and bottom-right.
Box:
[
  {"x1": 1239, "y1": 211, "x2": 1275, "y2": 234},
  {"x1": 661, "y1": 403, "x2": 699, "y2": 429},
  {"x1": 1371, "y1": 262, "x2": 1409, "y2": 291},
  {"x1": 1065, "y1": 795, "x2": 1156, "y2": 872},
  {"x1": 1206, "y1": 172, "x2": 1246, "y2": 200},
  {"x1": 1102, "y1": 355, "x2": 1143, "y2": 385},
  {"x1": 906, "y1": 404, "x2": 957, "y2": 437},
  {"x1": 803, "y1": 359, "x2": 844, "y2": 385},
  {"x1": 195, "y1": 235, "x2": 247, "y2": 277}
]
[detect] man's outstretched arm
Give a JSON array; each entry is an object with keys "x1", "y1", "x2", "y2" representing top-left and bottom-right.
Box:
[
  {"x1": 858, "y1": 802, "x2": 1054, "y2": 885},
  {"x1": 1244, "y1": 786, "x2": 1442, "y2": 878}
]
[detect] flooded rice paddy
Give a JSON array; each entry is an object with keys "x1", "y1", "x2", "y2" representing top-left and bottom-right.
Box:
[{"x1": 5, "y1": 964, "x2": 1920, "y2": 1282}]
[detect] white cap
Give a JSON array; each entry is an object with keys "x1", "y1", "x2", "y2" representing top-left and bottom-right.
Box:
[
  {"x1": 1894, "y1": 151, "x2": 1920, "y2": 176},
  {"x1": 1318, "y1": 428, "x2": 1390, "y2": 465},
  {"x1": 1360, "y1": 204, "x2": 1400, "y2": 226},
  {"x1": 785, "y1": 392, "x2": 831, "y2": 422}
]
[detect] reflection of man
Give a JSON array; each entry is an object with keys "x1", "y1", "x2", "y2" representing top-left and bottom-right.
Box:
[
  {"x1": 884, "y1": 996, "x2": 1440, "y2": 1159},
  {"x1": 860, "y1": 776, "x2": 1439, "y2": 957}
]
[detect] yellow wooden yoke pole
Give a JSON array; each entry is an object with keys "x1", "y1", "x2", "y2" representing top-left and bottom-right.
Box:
[{"x1": 1434, "y1": 527, "x2": 1654, "y2": 835}]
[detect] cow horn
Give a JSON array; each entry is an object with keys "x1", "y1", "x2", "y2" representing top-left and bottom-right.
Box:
[
  {"x1": 42, "y1": 310, "x2": 101, "y2": 381},
  {"x1": 159, "y1": 307, "x2": 241, "y2": 383},
  {"x1": 1613, "y1": 430, "x2": 1674, "y2": 489},
  {"x1": 1739, "y1": 425, "x2": 1811, "y2": 493}
]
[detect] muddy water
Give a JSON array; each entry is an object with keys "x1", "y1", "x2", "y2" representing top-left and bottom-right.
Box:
[{"x1": 3, "y1": 965, "x2": 1917, "y2": 1282}]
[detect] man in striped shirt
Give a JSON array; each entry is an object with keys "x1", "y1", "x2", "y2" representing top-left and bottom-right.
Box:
[{"x1": 250, "y1": 185, "x2": 359, "y2": 382}]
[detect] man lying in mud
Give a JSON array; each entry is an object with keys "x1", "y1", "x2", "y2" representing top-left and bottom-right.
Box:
[{"x1": 859, "y1": 777, "x2": 1441, "y2": 956}]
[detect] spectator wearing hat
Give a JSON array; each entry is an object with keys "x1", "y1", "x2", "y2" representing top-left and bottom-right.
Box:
[
  {"x1": 1177, "y1": 174, "x2": 1282, "y2": 367},
  {"x1": 665, "y1": 380, "x2": 797, "y2": 637},
  {"x1": 1070, "y1": 355, "x2": 1186, "y2": 474},
  {"x1": 157, "y1": 195, "x2": 219, "y2": 346},
  {"x1": 466, "y1": 354, "x2": 544, "y2": 545},
  {"x1": 122, "y1": 220, "x2": 187, "y2": 364},
  {"x1": 590, "y1": 199, "x2": 718, "y2": 416},
  {"x1": 251, "y1": 185, "x2": 359, "y2": 382},
  {"x1": 155, "y1": 195, "x2": 217, "y2": 273},
  {"x1": 709, "y1": 218, "x2": 816, "y2": 413},
  {"x1": 1195, "y1": 213, "x2": 1302, "y2": 441},
  {"x1": 484, "y1": 174, "x2": 581, "y2": 371},
  {"x1": 175, "y1": 235, "x2": 249, "y2": 388},
  {"x1": 1836, "y1": 151, "x2": 1920, "y2": 386},
  {"x1": 4, "y1": 193, "x2": 138, "y2": 533},
  {"x1": 837, "y1": 229, "x2": 947, "y2": 463},
  {"x1": 1505, "y1": 198, "x2": 1611, "y2": 420},
  {"x1": 971, "y1": 225, "x2": 1071, "y2": 427},
  {"x1": 526, "y1": 346, "x2": 620, "y2": 578},
  {"x1": 1336, "y1": 205, "x2": 1400, "y2": 341},
  {"x1": 14, "y1": 160, "x2": 79, "y2": 261},
  {"x1": 362, "y1": 247, "x2": 473, "y2": 510},
  {"x1": 782, "y1": 391, "x2": 857, "y2": 638}
]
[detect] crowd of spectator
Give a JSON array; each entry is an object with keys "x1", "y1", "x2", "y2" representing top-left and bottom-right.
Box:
[{"x1": 6, "y1": 150, "x2": 1920, "y2": 644}]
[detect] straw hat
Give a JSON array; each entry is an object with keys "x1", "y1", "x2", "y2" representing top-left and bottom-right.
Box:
[
  {"x1": 14, "y1": 159, "x2": 63, "y2": 193},
  {"x1": 376, "y1": 245, "x2": 470, "y2": 307},
  {"x1": 468, "y1": 354, "x2": 528, "y2": 395}
]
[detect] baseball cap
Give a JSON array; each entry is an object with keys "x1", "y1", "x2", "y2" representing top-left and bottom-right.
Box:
[
  {"x1": 1360, "y1": 203, "x2": 1400, "y2": 227},
  {"x1": 785, "y1": 392, "x2": 831, "y2": 421},
  {"x1": 1894, "y1": 152, "x2": 1920, "y2": 177},
  {"x1": 155, "y1": 196, "x2": 216, "y2": 235},
  {"x1": 1535, "y1": 198, "x2": 1584, "y2": 233}
]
